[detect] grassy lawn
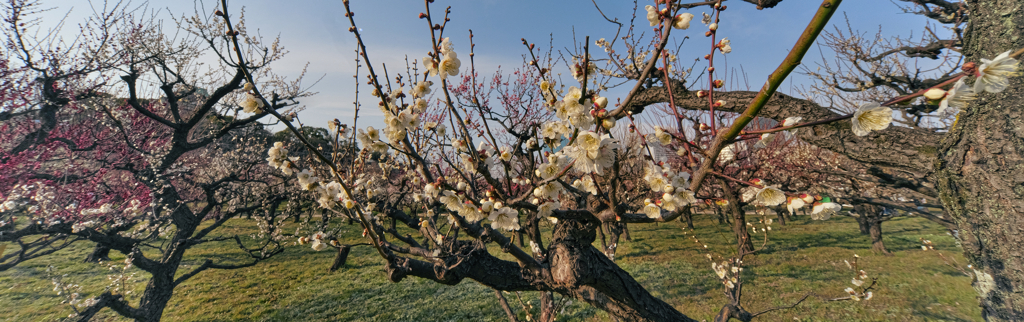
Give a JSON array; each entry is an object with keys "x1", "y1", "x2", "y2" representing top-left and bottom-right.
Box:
[{"x1": 0, "y1": 214, "x2": 981, "y2": 321}]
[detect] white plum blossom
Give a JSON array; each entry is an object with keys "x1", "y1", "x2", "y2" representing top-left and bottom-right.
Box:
[
  {"x1": 673, "y1": 13, "x2": 694, "y2": 29},
  {"x1": 718, "y1": 38, "x2": 732, "y2": 54},
  {"x1": 538, "y1": 201, "x2": 560, "y2": 218},
  {"x1": 755, "y1": 186, "x2": 786, "y2": 206},
  {"x1": 974, "y1": 50, "x2": 1020, "y2": 93},
  {"x1": 938, "y1": 78, "x2": 976, "y2": 116},
  {"x1": 850, "y1": 102, "x2": 893, "y2": 136},
  {"x1": 786, "y1": 197, "x2": 806, "y2": 216},
  {"x1": 411, "y1": 80, "x2": 433, "y2": 98},
  {"x1": 489, "y1": 207, "x2": 520, "y2": 231},
  {"x1": 567, "y1": 131, "x2": 618, "y2": 173},
  {"x1": 572, "y1": 175, "x2": 599, "y2": 195},
  {"x1": 645, "y1": 5, "x2": 660, "y2": 26},
  {"x1": 718, "y1": 144, "x2": 737, "y2": 164},
  {"x1": 643, "y1": 203, "x2": 662, "y2": 219},
  {"x1": 533, "y1": 182, "x2": 562, "y2": 200},
  {"x1": 240, "y1": 93, "x2": 264, "y2": 113},
  {"x1": 653, "y1": 126, "x2": 672, "y2": 145},
  {"x1": 782, "y1": 116, "x2": 803, "y2": 127},
  {"x1": 811, "y1": 202, "x2": 841, "y2": 220},
  {"x1": 439, "y1": 51, "x2": 461, "y2": 79}
]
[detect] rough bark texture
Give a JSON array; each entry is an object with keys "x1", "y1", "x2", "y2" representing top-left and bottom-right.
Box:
[
  {"x1": 547, "y1": 215, "x2": 698, "y2": 322},
  {"x1": 936, "y1": 1, "x2": 1024, "y2": 320}
]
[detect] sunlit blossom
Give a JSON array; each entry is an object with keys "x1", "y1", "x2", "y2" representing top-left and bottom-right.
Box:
[
  {"x1": 938, "y1": 78, "x2": 976, "y2": 116},
  {"x1": 974, "y1": 50, "x2": 1020, "y2": 93},
  {"x1": 850, "y1": 102, "x2": 893, "y2": 136},
  {"x1": 811, "y1": 202, "x2": 841, "y2": 220},
  {"x1": 240, "y1": 93, "x2": 264, "y2": 113},
  {"x1": 755, "y1": 185, "x2": 786, "y2": 206},
  {"x1": 673, "y1": 13, "x2": 694, "y2": 29},
  {"x1": 645, "y1": 5, "x2": 660, "y2": 26},
  {"x1": 489, "y1": 207, "x2": 520, "y2": 231}
]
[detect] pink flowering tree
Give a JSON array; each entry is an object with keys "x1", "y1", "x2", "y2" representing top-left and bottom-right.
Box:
[{"x1": 0, "y1": 2, "x2": 309, "y2": 321}]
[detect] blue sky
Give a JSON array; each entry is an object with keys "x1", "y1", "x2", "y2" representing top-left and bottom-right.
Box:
[{"x1": 42, "y1": 0, "x2": 938, "y2": 131}]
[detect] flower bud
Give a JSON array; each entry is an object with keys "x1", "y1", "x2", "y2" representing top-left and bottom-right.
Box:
[
  {"x1": 713, "y1": 79, "x2": 724, "y2": 88},
  {"x1": 709, "y1": 23, "x2": 718, "y2": 31},
  {"x1": 923, "y1": 88, "x2": 947, "y2": 100},
  {"x1": 594, "y1": 96, "x2": 608, "y2": 109},
  {"x1": 699, "y1": 123, "x2": 710, "y2": 131},
  {"x1": 602, "y1": 118, "x2": 616, "y2": 130},
  {"x1": 708, "y1": 67, "x2": 715, "y2": 72},
  {"x1": 696, "y1": 90, "x2": 707, "y2": 98}
]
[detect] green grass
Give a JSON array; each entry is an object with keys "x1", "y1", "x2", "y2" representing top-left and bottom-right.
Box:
[{"x1": 0, "y1": 214, "x2": 981, "y2": 321}]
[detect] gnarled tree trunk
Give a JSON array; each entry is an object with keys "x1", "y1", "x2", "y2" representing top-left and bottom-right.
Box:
[{"x1": 936, "y1": 1, "x2": 1024, "y2": 320}]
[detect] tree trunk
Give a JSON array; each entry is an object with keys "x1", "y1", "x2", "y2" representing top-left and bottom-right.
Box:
[
  {"x1": 84, "y1": 244, "x2": 111, "y2": 263},
  {"x1": 774, "y1": 206, "x2": 786, "y2": 226},
  {"x1": 494, "y1": 290, "x2": 519, "y2": 322},
  {"x1": 854, "y1": 214, "x2": 870, "y2": 235},
  {"x1": 329, "y1": 245, "x2": 353, "y2": 272},
  {"x1": 546, "y1": 215, "x2": 699, "y2": 322},
  {"x1": 683, "y1": 205, "x2": 695, "y2": 229},
  {"x1": 604, "y1": 222, "x2": 623, "y2": 261},
  {"x1": 855, "y1": 204, "x2": 890, "y2": 255},
  {"x1": 135, "y1": 266, "x2": 177, "y2": 322},
  {"x1": 720, "y1": 181, "x2": 753, "y2": 254},
  {"x1": 539, "y1": 292, "x2": 555, "y2": 322},
  {"x1": 937, "y1": 2, "x2": 1024, "y2": 320},
  {"x1": 714, "y1": 205, "x2": 725, "y2": 225},
  {"x1": 867, "y1": 218, "x2": 889, "y2": 255}
]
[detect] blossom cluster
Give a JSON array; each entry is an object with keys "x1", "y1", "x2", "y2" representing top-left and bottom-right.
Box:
[
  {"x1": 437, "y1": 189, "x2": 521, "y2": 231},
  {"x1": 641, "y1": 162, "x2": 697, "y2": 218}
]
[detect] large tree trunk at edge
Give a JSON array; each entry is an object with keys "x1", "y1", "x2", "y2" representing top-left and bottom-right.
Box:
[{"x1": 936, "y1": 2, "x2": 1024, "y2": 320}]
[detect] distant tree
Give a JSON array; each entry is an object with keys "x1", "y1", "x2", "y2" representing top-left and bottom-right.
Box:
[{"x1": 0, "y1": 1, "x2": 309, "y2": 320}]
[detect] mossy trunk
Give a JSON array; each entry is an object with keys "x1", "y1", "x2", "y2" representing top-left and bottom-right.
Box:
[{"x1": 936, "y1": 1, "x2": 1024, "y2": 320}]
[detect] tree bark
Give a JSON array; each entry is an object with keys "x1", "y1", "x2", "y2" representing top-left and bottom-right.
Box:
[
  {"x1": 329, "y1": 245, "x2": 353, "y2": 272},
  {"x1": 720, "y1": 182, "x2": 754, "y2": 254},
  {"x1": 854, "y1": 214, "x2": 870, "y2": 235},
  {"x1": 855, "y1": 204, "x2": 890, "y2": 255},
  {"x1": 84, "y1": 244, "x2": 111, "y2": 263},
  {"x1": 683, "y1": 205, "x2": 695, "y2": 229},
  {"x1": 774, "y1": 206, "x2": 786, "y2": 226},
  {"x1": 494, "y1": 290, "x2": 519, "y2": 322},
  {"x1": 546, "y1": 215, "x2": 698, "y2": 322},
  {"x1": 936, "y1": 1, "x2": 1024, "y2": 320},
  {"x1": 539, "y1": 292, "x2": 555, "y2": 322}
]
